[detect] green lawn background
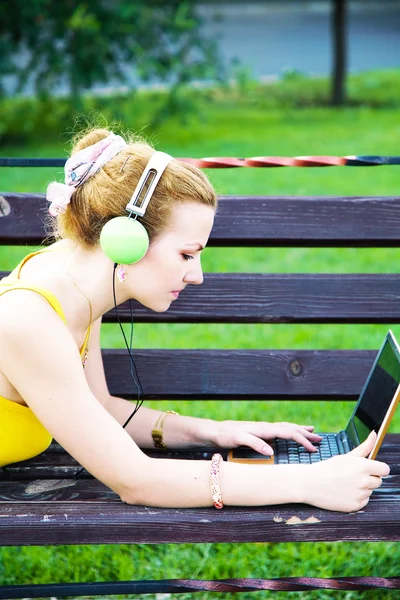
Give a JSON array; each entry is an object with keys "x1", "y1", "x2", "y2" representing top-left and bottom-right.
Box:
[{"x1": 1, "y1": 72, "x2": 400, "y2": 599}]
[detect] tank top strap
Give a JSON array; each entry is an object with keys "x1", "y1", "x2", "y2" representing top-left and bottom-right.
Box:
[
  {"x1": 0, "y1": 246, "x2": 69, "y2": 324},
  {"x1": 0, "y1": 280, "x2": 67, "y2": 325},
  {"x1": 15, "y1": 246, "x2": 64, "y2": 279},
  {"x1": 0, "y1": 245, "x2": 91, "y2": 359}
]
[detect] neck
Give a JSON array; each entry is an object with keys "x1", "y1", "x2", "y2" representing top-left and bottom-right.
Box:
[{"x1": 63, "y1": 244, "x2": 131, "y2": 324}]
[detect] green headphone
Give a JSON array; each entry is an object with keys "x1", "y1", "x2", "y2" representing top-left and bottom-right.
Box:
[{"x1": 100, "y1": 151, "x2": 173, "y2": 265}]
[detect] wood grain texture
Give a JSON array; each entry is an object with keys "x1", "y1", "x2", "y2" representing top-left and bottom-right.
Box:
[
  {"x1": 101, "y1": 348, "x2": 378, "y2": 400},
  {"x1": 0, "y1": 445, "x2": 218, "y2": 480},
  {"x1": 2, "y1": 193, "x2": 400, "y2": 246},
  {"x1": 86, "y1": 273, "x2": 400, "y2": 324},
  {"x1": 0, "y1": 436, "x2": 399, "y2": 546},
  {"x1": 0, "y1": 480, "x2": 399, "y2": 546},
  {"x1": 1, "y1": 272, "x2": 399, "y2": 323}
]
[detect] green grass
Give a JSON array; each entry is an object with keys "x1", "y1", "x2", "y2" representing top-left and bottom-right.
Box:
[{"x1": 1, "y1": 72, "x2": 400, "y2": 599}]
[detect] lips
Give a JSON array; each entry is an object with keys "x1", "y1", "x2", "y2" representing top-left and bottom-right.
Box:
[{"x1": 171, "y1": 291, "x2": 180, "y2": 299}]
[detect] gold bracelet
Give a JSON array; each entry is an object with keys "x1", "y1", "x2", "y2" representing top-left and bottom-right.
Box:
[{"x1": 151, "y1": 410, "x2": 179, "y2": 449}]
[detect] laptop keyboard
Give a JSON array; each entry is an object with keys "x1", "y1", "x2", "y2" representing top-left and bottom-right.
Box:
[{"x1": 275, "y1": 434, "x2": 341, "y2": 464}]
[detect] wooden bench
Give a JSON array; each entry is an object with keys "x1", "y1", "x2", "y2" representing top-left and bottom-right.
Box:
[{"x1": 1, "y1": 179, "x2": 400, "y2": 596}]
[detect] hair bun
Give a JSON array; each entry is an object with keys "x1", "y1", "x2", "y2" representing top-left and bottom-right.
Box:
[{"x1": 71, "y1": 128, "x2": 112, "y2": 155}]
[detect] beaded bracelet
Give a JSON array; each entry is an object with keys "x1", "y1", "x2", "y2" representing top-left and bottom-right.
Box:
[{"x1": 210, "y1": 453, "x2": 224, "y2": 509}]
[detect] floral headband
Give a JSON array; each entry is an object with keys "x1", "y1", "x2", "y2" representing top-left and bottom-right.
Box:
[{"x1": 46, "y1": 133, "x2": 127, "y2": 216}]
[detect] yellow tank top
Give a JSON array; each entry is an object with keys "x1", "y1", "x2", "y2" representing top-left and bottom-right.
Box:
[{"x1": 0, "y1": 247, "x2": 91, "y2": 467}]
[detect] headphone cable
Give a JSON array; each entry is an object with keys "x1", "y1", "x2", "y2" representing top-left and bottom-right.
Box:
[
  {"x1": 112, "y1": 264, "x2": 144, "y2": 427},
  {"x1": 74, "y1": 263, "x2": 144, "y2": 479}
]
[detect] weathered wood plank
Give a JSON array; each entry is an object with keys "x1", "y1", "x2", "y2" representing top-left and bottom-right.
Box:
[
  {"x1": 0, "y1": 349, "x2": 376, "y2": 401},
  {"x1": 0, "y1": 447, "x2": 219, "y2": 480},
  {"x1": 3, "y1": 435, "x2": 400, "y2": 481},
  {"x1": 2, "y1": 272, "x2": 399, "y2": 323},
  {"x1": 102, "y1": 349, "x2": 378, "y2": 400},
  {"x1": 2, "y1": 435, "x2": 398, "y2": 482},
  {"x1": 1, "y1": 489, "x2": 400, "y2": 545},
  {"x1": 0, "y1": 437, "x2": 398, "y2": 545},
  {"x1": 89, "y1": 274, "x2": 400, "y2": 324},
  {"x1": 2, "y1": 193, "x2": 400, "y2": 246}
]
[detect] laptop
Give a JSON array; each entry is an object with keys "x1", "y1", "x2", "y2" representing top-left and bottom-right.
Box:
[{"x1": 228, "y1": 330, "x2": 400, "y2": 465}]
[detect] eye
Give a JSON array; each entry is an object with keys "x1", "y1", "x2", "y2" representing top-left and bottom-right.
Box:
[{"x1": 182, "y1": 253, "x2": 194, "y2": 261}]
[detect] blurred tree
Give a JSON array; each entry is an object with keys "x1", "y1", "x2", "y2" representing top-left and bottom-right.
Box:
[
  {"x1": 0, "y1": 0, "x2": 221, "y2": 109},
  {"x1": 331, "y1": 0, "x2": 347, "y2": 106}
]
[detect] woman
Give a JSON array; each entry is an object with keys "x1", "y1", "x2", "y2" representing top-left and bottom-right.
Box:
[{"x1": 0, "y1": 127, "x2": 389, "y2": 512}]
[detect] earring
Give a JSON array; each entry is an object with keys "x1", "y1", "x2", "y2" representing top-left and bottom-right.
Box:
[{"x1": 116, "y1": 264, "x2": 127, "y2": 283}]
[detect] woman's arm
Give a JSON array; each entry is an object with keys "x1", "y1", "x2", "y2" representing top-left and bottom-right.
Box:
[
  {"x1": 104, "y1": 395, "x2": 204, "y2": 448},
  {"x1": 100, "y1": 399, "x2": 390, "y2": 512},
  {"x1": 118, "y1": 430, "x2": 389, "y2": 511},
  {"x1": 85, "y1": 319, "x2": 321, "y2": 453},
  {"x1": 104, "y1": 395, "x2": 322, "y2": 455},
  {"x1": 0, "y1": 291, "x2": 388, "y2": 513},
  {"x1": 82, "y1": 317, "x2": 208, "y2": 448}
]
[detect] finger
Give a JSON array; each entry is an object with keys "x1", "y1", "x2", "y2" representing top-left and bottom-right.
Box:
[
  {"x1": 367, "y1": 475, "x2": 383, "y2": 490},
  {"x1": 279, "y1": 423, "x2": 318, "y2": 436},
  {"x1": 368, "y1": 459, "x2": 390, "y2": 478},
  {"x1": 359, "y1": 488, "x2": 373, "y2": 500},
  {"x1": 236, "y1": 434, "x2": 274, "y2": 456},
  {"x1": 294, "y1": 426, "x2": 322, "y2": 441},
  {"x1": 297, "y1": 425, "x2": 323, "y2": 441},
  {"x1": 359, "y1": 496, "x2": 371, "y2": 510},
  {"x1": 300, "y1": 429, "x2": 323, "y2": 442},
  {"x1": 292, "y1": 432, "x2": 319, "y2": 452},
  {"x1": 350, "y1": 430, "x2": 377, "y2": 457},
  {"x1": 300, "y1": 426, "x2": 322, "y2": 439},
  {"x1": 278, "y1": 426, "x2": 322, "y2": 444}
]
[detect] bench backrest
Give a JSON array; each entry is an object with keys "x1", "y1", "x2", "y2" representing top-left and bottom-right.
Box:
[{"x1": 1, "y1": 190, "x2": 400, "y2": 402}]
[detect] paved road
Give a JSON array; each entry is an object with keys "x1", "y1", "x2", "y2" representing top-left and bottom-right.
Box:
[
  {"x1": 199, "y1": 2, "x2": 400, "y2": 79},
  {"x1": 3, "y1": 2, "x2": 400, "y2": 96}
]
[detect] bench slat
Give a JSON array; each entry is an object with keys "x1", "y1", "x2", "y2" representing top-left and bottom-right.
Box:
[
  {"x1": 102, "y1": 348, "x2": 377, "y2": 400},
  {"x1": 1, "y1": 491, "x2": 399, "y2": 545},
  {"x1": 4, "y1": 434, "x2": 400, "y2": 479},
  {"x1": 2, "y1": 272, "x2": 399, "y2": 323},
  {"x1": 4, "y1": 434, "x2": 400, "y2": 481},
  {"x1": 0, "y1": 437, "x2": 398, "y2": 545},
  {"x1": 0, "y1": 482, "x2": 399, "y2": 545},
  {"x1": 0, "y1": 446, "x2": 218, "y2": 480},
  {"x1": 2, "y1": 193, "x2": 400, "y2": 246}
]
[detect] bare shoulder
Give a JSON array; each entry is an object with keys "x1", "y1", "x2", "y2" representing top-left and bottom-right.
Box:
[
  {"x1": 0, "y1": 287, "x2": 70, "y2": 344},
  {"x1": 0, "y1": 288, "x2": 85, "y2": 393},
  {"x1": 0, "y1": 286, "x2": 58, "y2": 323},
  {"x1": 0, "y1": 288, "x2": 146, "y2": 497}
]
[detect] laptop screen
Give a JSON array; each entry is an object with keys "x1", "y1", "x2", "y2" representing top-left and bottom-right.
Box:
[{"x1": 346, "y1": 333, "x2": 400, "y2": 446}]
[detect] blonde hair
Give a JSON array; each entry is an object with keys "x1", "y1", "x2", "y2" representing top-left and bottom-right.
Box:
[{"x1": 47, "y1": 127, "x2": 217, "y2": 248}]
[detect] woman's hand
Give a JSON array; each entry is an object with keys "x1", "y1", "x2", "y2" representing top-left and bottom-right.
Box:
[
  {"x1": 302, "y1": 431, "x2": 390, "y2": 512},
  {"x1": 202, "y1": 419, "x2": 323, "y2": 455}
]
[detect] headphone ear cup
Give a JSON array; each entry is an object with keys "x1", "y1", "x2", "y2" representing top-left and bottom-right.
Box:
[{"x1": 100, "y1": 216, "x2": 149, "y2": 264}]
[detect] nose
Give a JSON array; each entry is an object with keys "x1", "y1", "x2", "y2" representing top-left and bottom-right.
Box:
[{"x1": 184, "y1": 260, "x2": 204, "y2": 286}]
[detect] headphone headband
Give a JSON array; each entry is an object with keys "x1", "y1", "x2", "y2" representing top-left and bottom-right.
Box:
[
  {"x1": 100, "y1": 150, "x2": 173, "y2": 265},
  {"x1": 125, "y1": 151, "x2": 173, "y2": 218}
]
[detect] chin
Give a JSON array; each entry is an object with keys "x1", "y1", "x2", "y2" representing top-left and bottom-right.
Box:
[
  {"x1": 140, "y1": 299, "x2": 172, "y2": 313},
  {"x1": 151, "y1": 305, "x2": 170, "y2": 313}
]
